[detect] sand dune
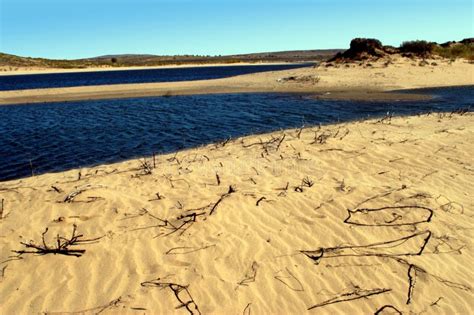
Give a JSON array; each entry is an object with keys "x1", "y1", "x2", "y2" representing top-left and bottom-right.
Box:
[
  {"x1": 0, "y1": 112, "x2": 473, "y2": 314},
  {"x1": 0, "y1": 56, "x2": 472, "y2": 105}
]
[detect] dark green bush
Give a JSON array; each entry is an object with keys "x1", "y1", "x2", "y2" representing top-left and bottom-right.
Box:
[{"x1": 400, "y1": 40, "x2": 435, "y2": 55}]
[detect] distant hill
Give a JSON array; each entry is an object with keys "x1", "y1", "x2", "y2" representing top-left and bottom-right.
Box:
[{"x1": 0, "y1": 49, "x2": 344, "y2": 70}]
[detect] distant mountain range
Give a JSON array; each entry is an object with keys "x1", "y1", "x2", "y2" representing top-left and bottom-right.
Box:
[{"x1": 0, "y1": 49, "x2": 344, "y2": 70}]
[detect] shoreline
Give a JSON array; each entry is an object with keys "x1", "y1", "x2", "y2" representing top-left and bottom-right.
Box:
[
  {"x1": 0, "y1": 108, "x2": 452, "y2": 183},
  {"x1": 1, "y1": 113, "x2": 472, "y2": 314},
  {"x1": 0, "y1": 57, "x2": 472, "y2": 105},
  {"x1": 0, "y1": 61, "x2": 305, "y2": 76}
]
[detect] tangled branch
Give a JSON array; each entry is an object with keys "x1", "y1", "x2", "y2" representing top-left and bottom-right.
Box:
[{"x1": 13, "y1": 224, "x2": 101, "y2": 257}]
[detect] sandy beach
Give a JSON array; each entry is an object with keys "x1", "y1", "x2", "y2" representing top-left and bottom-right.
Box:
[
  {"x1": 1, "y1": 56, "x2": 472, "y2": 105},
  {"x1": 2, "y1": 0, "x2": 472, "y2": 314},
  {"x1": 1, "y1": 112, "x2": 473, "y2": 314}
]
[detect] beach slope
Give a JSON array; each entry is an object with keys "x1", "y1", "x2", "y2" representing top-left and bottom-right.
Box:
[{"x1": 0, "y1": 113, "x2": 473, "y2": 314}]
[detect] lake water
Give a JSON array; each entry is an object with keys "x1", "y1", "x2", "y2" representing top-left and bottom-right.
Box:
[
  {"x1": 0, "y1": 86, "x2": 472, "y2": 181},
  {"x1": 0, "y1": 63, "x2": 311, "y2": 90}
]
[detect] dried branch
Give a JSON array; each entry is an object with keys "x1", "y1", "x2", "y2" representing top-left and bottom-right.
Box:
[
  {"x1": 242, "y1": 303, "x2": 252, "y2": 315},
  {"x1": 308, "y1": 287, "x2": 391, "y2": 310},
  {"x1": 242, "y1": 134, "x2": 286, "y2": 155},
  {"x1": 162, "y1": 174, "x2": 190, "y2": 189},
  {"x1": 374, "y1": 305, "x2": 402, "y2": 315},
  {"x1": 141, "y1": 278, "x2": 201, "y2": 315},
  {"x1": 237, "y1": 261, "x2": 258, "y2": 287},
  {"x1": 430, "y1": 297, "x2": 443, "y2": 307},
  {"x1": 148, "y1": 192, "x2": 164, "y2": 201},
  {"x1": 167, "y1": 153, "x2": 181, "y2": 165},
  {"x1": 165, "y1": 244, "x2": 215, "y2": 255},
  {"x1": 353, "y1": 186, "x2": 406, "y2": 209},
  {"x1": 310, "y1": 130, "x2": 331, "y2": 145},
  {"x1": 256, "y1": 197, "x2": 266, "y2": 206},
  {"x1": 13, "y1": 224, "x2": 102, "y2": 257},
  {"x1": 294, "y1": 176, "x2": 314, "y2": 192},
  {"x1": 62, "y1": 184, "x2": 106, "y2": 203},
  {"x1": 301, "y1": 231, "x2": 431, "y2": 264},
  {"x1": 296, "y1": 127, "x2": 303, "y2": 139},
  {"x1": 344, "y1": 205, "x2": 433, "y2": 227},
  {"x1": 335, "y1": 178, "x2": 353, "y2": 193},
  {"x1": 137, "y1": 158, "x2": 153, "y2": 176},
  {"x1": 49, "y1": 185, "x2": 62, "y2": 193},
  {"x1": 46, "y1": 297, "x2": 123, "y2": 314},
  {"x1": 209, "y1": 185, "x2": 236, "y2": 215},
  {"x1": 0, "y1": 265, "x2": 6, "y2": 280},
  {"x1": 406, "y1": 264, "x2": 417, "y2": 304},
  {"x1": 275, "y1": 182, "x2": 289, "y2": 191},
  {"x1": 391, "y1": 257, "x2": 471, "y2": 304},
  {"x1": 274, "y1": 268, "x2": 304, "y2": 291}
]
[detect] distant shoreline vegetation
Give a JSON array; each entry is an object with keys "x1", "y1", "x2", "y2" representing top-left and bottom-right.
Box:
[
  {"x1": 328, "y1": 38, "x2": 473, "y2": 63},
  {"x1": 0, "y1": 50, "x2": 341, "y2": 70},
  {"x1": 1, "y1": 38, "x2": 472, "y2": 70}
]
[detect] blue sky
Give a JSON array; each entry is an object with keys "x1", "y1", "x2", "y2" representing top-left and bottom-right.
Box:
[{"x1": 0, "y1": 0, "x2": 472, "y2": 59}]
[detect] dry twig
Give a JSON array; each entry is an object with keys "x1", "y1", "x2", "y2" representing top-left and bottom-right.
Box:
[{"x1": 13, "y1": 224, "x2": 102, "y2": 257}]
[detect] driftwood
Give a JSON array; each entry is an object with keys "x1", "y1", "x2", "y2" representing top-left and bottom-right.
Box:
[{"x1": 13, "y1": 224, "x2": 101, "y2": 257}]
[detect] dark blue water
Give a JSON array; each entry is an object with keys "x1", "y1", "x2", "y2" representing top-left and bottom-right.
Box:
[
  {"x1": 0, "y1": 86, "x2": 472, "y2": 181},
  {"x1": 0, "y1": 64, "x2": 311, "y2": 90}
]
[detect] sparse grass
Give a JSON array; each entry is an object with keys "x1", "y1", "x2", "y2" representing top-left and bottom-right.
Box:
[{"x1": 433, "y1": 44, "x2": 474, "y2": 60}]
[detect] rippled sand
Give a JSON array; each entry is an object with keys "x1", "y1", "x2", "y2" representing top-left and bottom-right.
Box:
[{"x1": 1, "y1": 113, "x2": 473, "y2": 314}]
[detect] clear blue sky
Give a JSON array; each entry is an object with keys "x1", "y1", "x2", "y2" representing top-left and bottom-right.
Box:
[{"x1": 0, "y1": 0, "x2": 472, "y2": 59}]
